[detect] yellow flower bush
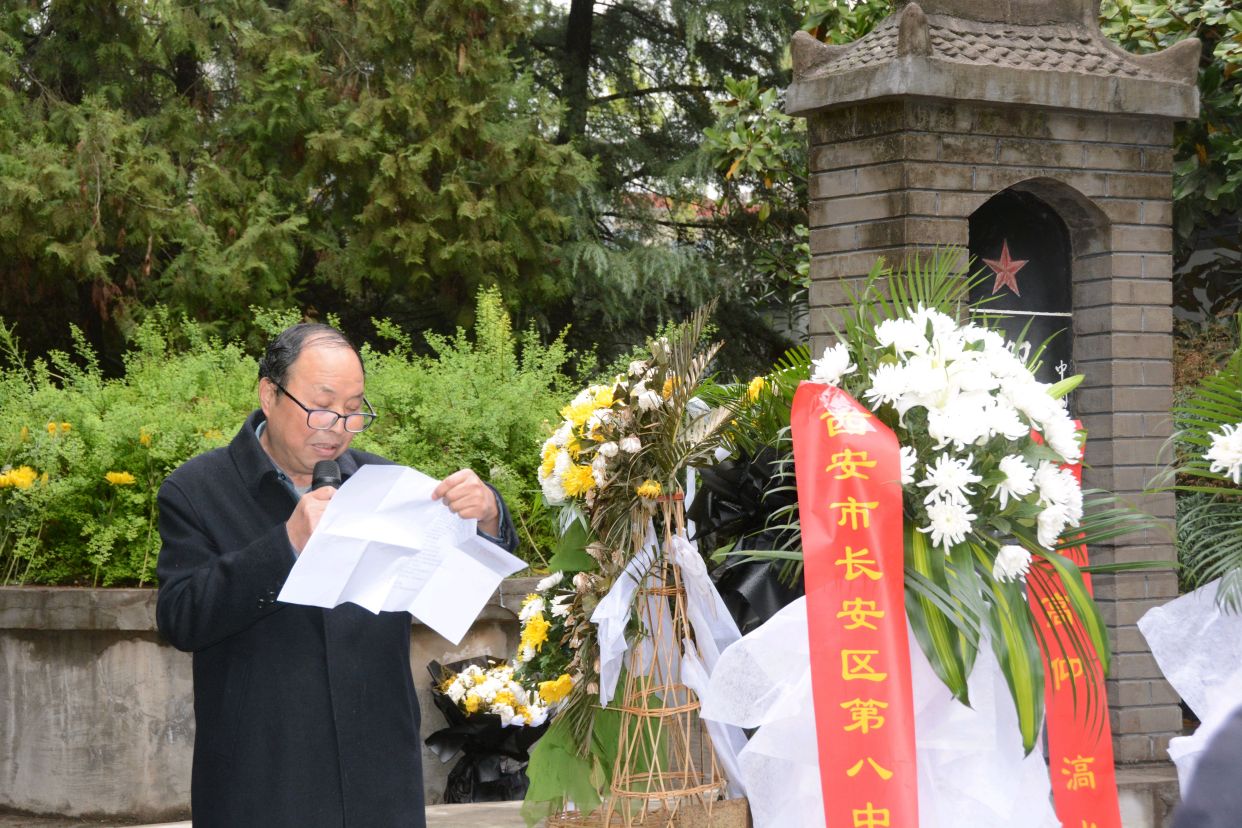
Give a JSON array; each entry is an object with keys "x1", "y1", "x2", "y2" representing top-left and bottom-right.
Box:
[{"x1": 0, "y1": 466, "x2": 38, "y2": 489}]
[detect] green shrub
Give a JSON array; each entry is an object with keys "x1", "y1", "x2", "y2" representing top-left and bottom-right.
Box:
[{"x1": 0, "y1": 290, "x2": 577, "y2": 586}]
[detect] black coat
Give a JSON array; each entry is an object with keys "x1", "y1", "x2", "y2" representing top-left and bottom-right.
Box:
[
  {"x1": 1172, "y1": 704, "x2": 1242, "y2": 828},
  {"x1": 156, "y1": 411, "x2": 517, "y2": 827}
]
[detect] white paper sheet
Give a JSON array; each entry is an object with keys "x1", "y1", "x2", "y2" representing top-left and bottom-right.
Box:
[{"x1": 277, "y1": 464, "x2": 526, "y2": 644}]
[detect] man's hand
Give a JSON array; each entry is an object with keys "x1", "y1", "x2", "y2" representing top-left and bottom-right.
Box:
[
  {"x1": 433, "y1": 469, "x2": 500, "y2": 537},
  {"x1": 286, "y1": 487, "x2": 336, "y2": 553}
]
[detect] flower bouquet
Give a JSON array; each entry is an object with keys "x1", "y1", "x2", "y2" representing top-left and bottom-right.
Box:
[
  {"x1": 710, "y1": 252, "x2": 1154, "y2": 750},
  {"x1": 425, "y1": 657, "x2": 551, "y2": 803},
  {"x1": 524, "y1": 306, "x2": 741, "y2": 826}
]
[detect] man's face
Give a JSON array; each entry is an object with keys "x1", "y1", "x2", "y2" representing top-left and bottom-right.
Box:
[{"x1": 258, "y1": 343, "x2": 365, "y2": 487}]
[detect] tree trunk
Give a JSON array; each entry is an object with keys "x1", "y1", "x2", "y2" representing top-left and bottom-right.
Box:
[{"x1": 557, "y1": 0, "x2": 594, "y2": 144}]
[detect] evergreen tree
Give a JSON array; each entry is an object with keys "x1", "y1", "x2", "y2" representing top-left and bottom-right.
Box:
[{"x1": 0, "y1": 0, "x2": 591, "y2": 368}]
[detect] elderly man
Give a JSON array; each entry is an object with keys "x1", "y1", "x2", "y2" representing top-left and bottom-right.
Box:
[{"x1": 156, "y1": 322, "x2": 516, "y2": 827}]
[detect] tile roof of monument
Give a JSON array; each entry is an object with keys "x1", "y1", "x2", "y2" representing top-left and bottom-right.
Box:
[{"x1": 811, "y1": 14, "x2": 1164, "y2": 82}]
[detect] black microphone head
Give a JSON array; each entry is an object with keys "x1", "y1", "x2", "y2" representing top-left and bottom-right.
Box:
[{"x1": 311, "y1": 460, "x2": 342, "y2": 491}]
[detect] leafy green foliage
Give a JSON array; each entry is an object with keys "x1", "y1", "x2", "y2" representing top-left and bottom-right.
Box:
[
  {"x1": 0, "y1": 0, "x2": 592, "y2": 368},
  {"x1": 0, "y1": 290, "x2": 580, "y2": 585}
]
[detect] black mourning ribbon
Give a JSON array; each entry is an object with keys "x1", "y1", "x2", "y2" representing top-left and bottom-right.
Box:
[
  {"x1": 424, "y1": 657, "x2": 549, "y2": 803},
  {"x1": 688, "y1": 446, "x2": 805, "y2": 635}
]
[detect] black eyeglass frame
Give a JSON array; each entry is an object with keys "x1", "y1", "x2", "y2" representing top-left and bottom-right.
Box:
[{"x1": 271, "y1": 380, "x2": 378, "y2": 433}]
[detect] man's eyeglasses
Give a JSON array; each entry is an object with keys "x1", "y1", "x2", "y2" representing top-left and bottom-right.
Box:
[{"x1": 272, "y1": 381, "x2": 378, "y2": 433}]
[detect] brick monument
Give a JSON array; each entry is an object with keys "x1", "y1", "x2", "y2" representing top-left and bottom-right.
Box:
[{"x1": 786, "y1": 0, "x2": 1199, "y2": 773}]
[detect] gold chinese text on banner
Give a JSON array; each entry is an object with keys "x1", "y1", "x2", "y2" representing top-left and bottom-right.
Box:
[
  {"x1": 791, "y1": 383, "x2": 918, "y2": 828},
  {"x1": 1029, "y1": 430, "x2": 1122, "y2": 828}
]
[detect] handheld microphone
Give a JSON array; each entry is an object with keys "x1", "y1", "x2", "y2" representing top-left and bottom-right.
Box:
[{"x1": 311, "y1": 460, "x2": 342, "y2": 491}]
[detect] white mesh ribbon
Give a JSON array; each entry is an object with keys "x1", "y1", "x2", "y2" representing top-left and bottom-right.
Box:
[
  {"x1": 1138, "y1": 579, "x2": 1242, "y2": 792},
  {"x1": 589, "y1": 527, "x2": 746, "y2": 795},
  {"x1": 699, "y1": 597, "x2": 1060, "y2": 828}
]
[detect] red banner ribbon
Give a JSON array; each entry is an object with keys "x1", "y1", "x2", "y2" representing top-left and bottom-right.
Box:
[
  {"x1": 1029, "y1": 429, "x2": 1122, "y2": 828},
  {"x1": 791, "y1": 383, "x2": 919, "y2": 828}
]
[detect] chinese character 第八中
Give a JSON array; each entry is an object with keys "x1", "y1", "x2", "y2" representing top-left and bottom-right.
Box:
[
  {"x1": 840, "y1": 698, "x2": 888, "y2": 734},
  {"x1": 851, "y1": 802, "x2": 891, "y2": 828},
  {"x1": 846, "y1": 757, "x2": 894, "y2": 780}
]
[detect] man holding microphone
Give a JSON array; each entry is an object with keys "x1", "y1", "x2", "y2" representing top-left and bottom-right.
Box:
[{"x1": 156, "y1": 322, "x2": 517, "y2": 827}]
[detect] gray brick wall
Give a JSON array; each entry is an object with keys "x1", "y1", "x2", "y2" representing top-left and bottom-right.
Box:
[{"x1": 804, "y1": 98, "x2": 1181, "y2": 764}]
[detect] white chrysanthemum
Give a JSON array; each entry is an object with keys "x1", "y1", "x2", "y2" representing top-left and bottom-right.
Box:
[
  {"x1": 918, "y1": 452, "x2": 982, "y2": 506},
  {"x1": 1037, "y1": 504, "x2": 1070, "y2": 550},
  {"x1": 1004, "y1": 381, "x2": 1063, "y2": 428},
  {"x1": 988, "y1": 400, "x2": 1032, "y2": 442},
  {"x1": 446, "y1": 681, "x2": 466, "y2": 703},
  {"x1": 598, "y1": 441, "x2": 619, "y2": 458},
  {"x1": 909, "y1": 306, "x2": 959, "y2": 340},
  {"x1": 620, "y1": 435, "x2": 642, "y2": 453},
  {"x1": 1034, "y1": 462, "x2": 1080, "y2": 518},
  {"x1": 863, "y1": 362, "x2": 908, "y2": 409},
  {"x1": 525, "y1": 705, "x2": 550, "y2": 728},
  {"x1": 1041, "y1": 416, "x2": 1082, "y2": 464},
  {"x1": 551, "y1": 420, "x2": 573, "y2": 446},
  {"x1": 591, "y1": 453, "x2": 609, "y2": 486},
  {"x1": 926, "y1": 392, "x2": 995, "y2": 449},
  {"x1": 920, "y1": 499, "x2": 976, "y2": 550},
  {"x1": 628, "y1": 359, "x2": 649, "y2": 377},
  {"x1": 874, "y1": 317, "x2": 929, "y2": 355},
  {"x1": 811, "y1": 343, "x2": 856, "y2": 386},
  {"x1": 549, "y1": 595, "x2": 572, "y2": 618},
  {"x1": 519, "y1": 595, "x2": 545, "y2": 622},
  {"x1": 1206, "y1": 423, "x2": 1242, "y2": 484},
  {"x1": 536, "y1": 571, "x2": 564, "y2": 592},
  {"x1": 995, "y1": 455, "x2": 1036, "y2": 508},
  {"x1": 637, "y1": 388, "x2": 663, "y2": 411},
  {"x1": 993, "y1": 545, "x2": 1032, "y2": 583},
  {"x1": 900, "y1": 446, "x2": 918, "y2": 485},
  {"x1": 585, "y1": 408, "x2": 614, "y2": 436},
  {"x1": 540, "y1": 451, "x2": 571, "y2": 504}
]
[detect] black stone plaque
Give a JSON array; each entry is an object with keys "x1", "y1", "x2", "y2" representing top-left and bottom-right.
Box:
[{"x1": 968, "y1": 189, "x2": 1074, "y2": 393}]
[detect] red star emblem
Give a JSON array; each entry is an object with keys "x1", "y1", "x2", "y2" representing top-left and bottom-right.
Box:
[{"x1": 983, "y1": 240, "x2": 1027, "y2": 297}]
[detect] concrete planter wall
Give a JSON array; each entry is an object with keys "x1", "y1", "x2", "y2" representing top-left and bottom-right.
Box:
[{"x1": 0, "y1": 580, "x2": 537, "y2": 822}]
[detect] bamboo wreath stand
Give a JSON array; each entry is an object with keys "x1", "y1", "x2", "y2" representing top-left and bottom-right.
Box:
[{"x1": 552, "y1": 494, "x2": 750, "y2": 828}]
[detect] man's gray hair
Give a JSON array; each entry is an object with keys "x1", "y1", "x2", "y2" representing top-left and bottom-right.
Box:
[{"x1": 257, "y1": 323, "x2": 362, "y2": 387}]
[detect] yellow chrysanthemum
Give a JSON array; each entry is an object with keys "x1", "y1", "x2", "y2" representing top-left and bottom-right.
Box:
[
  {"x1": 539, "y1": 444, "x2": 559, "y2": 479},
  {"x1": 563, "y1": 463, "x2": 596, "y2": 497},
  {"x1": 59, "y1": 422, "x2": 71, "y2": 433},
  {"x1": 747, "y1": 376, "x2": 765, "y2": 402},
  {"x1": 0, "y1": 466, "x2": 38, "y2": 489},
  {"x1": 105, "y1": 471, "x2": 137, "y2": 486},
  {"x1": 139, "y1": 429, "x2": 152, "y2": 447},
  {"x1": 561, "y1": 399, "x2": 595, "y2": 429},
  {"x1": 662, "y1": 377, "x2": 675, "y2": 399},
  {"x1": 464, "y1": 694, "x2": 482, "y2": 714},
  {"x1": 636, "y1": 479, "x2": 662, "y2": 499},
  {"x1": 565, "y1": 436, "x2": 583, "y2": 459},
  {"x1": 493, "y1": 690, "x2": 517, "y2": 708},
  {"x1": 472, "y1": 672, "x2": 488, "y2": 686},
  {"x1": 538, "y1": 673, "x2": 575, "y2": 704},
  {"x1": 520, "y1": 615, "x2": 550, "y2": 654},
  {"x1": 46, "y1": 422, "x2": 57, "y2": 436},
  {"x1": 593, "y1": 386, "x2": 615, "y2": 409}
]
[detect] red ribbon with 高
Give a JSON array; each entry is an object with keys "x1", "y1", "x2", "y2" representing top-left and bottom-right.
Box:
[
  {"x1": 791, "y1": 383, "x2": 918, "y2": 828},
  {"x1": 1029, "y1": 428, "x2": 1122, "y2": 828}
]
